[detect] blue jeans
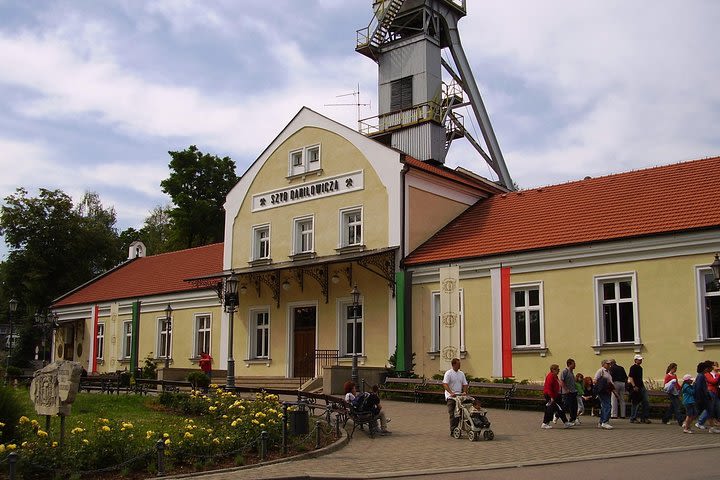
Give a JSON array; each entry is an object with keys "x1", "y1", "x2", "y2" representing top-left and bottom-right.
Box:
[
  {"x1": 698, "y1": 391, "x2": 719, "y2": 425},
  {"x1": 661, "y1": 394, "x2": 684, "y2": 424},
  {"x1": 630, "y1": 388, "x2": 650, "y2": 420},
  {"x1": 599, "y1": 394, "x2": 611, "y2": 424}
]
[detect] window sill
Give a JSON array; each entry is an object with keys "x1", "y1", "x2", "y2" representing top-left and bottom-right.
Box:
[
  {"x1": 512, "y1": 346, "x2": 548, "y2": 357},
  {"x1": 335, "y1": 245, "x2": 366, "y2": 255},
  {"x1": 244, "y1": 358, "x2": 271, "y2": 367},
  {"x1": 153, "y1": 357, "x2": 174, "y2": 365},
  {"x1": 249, "y1": 258, "x2": 272, "y2": 267},
  {"x1": 339, "y1": 355, "x2": 367, "y2": 366},
  {"x1": 693, "y1": 339, "x2": 720, "y2": 351},
  {"x1": 286, "y1": 169, "x2": 323, "y2": 182},
  {"x1": 290, "y1": 252, "x2": 316, "y2": 261},
  {"x1": 426, "y1": 350, "x2": 467, "y2": 360},
  {"x1": 591, "y1": 343, "x2": 643, "y2": 355}
]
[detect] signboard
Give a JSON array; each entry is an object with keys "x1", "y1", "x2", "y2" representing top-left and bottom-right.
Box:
[{"x1": 251, "y1": 170, "x2": 364, "y2": 212}]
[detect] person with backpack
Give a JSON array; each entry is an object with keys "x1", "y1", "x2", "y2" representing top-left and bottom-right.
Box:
[
  {"x1": 681, "y1": 373, "x2": 697, "y2": 434},
  {"x1": 593, "y1": 359, "x2": 614, "y2": 429}
]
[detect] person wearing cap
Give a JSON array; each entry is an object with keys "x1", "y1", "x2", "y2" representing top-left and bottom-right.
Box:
[
  {"x1": 608, "y1": 359, "x2": 628, "y2": 419},
  {"x1": 593, "y1": 359, "x2": 614, "y2": 429},
  {"x1": 661, "y1": 362, "x2": 684, "y2": 426},
  {"x1": 681, "y1": 373, "x2": 697, "y2": 433},
  {"x1": 628, "y1": 354, "x2": 651, "y2": 424}
]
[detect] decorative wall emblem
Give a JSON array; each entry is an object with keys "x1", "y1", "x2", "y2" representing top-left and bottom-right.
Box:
[
  {"x1": 441, "y1": 278, "x2": 457, "y2": 293},
  {"x1": 442, "y1": 346, "x2": 458, "y2": 361},
  {"x1": 441, "y1": 312, "x2": 458, "y2": 327}
]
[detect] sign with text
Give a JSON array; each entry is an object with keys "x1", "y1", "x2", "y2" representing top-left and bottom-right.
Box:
[{"x1": 251, "y1": 170, "x2": 364, "y2": 212}]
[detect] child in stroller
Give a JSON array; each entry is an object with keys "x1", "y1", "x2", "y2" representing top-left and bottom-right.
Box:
[{"x1": 451, "y1": 395, "x2": 494, "y2": 441}]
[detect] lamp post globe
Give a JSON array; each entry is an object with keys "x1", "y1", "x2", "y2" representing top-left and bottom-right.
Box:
[
  {"x1": 224, "y1": 273, "x2": 239, "y2": 389},
  {"x1": 164, "y1": 305, "x2": 173, "y2": 370},
  {"x1": 350, "y1": 284, "x2": 360, "y2": 386}
]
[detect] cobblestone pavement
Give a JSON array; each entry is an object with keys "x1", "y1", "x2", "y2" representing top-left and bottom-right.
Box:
[{"x1": 181, "y1": 400, "x2": 720, "y2": 479}]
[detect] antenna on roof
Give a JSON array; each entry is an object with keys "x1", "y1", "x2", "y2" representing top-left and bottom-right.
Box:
[{"x1": 324, "y1": 84, "x2": 371, "y2": 131}]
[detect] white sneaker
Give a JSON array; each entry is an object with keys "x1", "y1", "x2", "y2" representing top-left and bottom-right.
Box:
[
  {"x1": 683, "y1": 428, "x2": 693, "y2": 434},
  {"x1": 696, "y1": 423, "x2": 707, "y2": 430},
  {"x1": 552, "y1": 417, "x2": 558, "y2": 424},
  {"x1": 574, "y1": 419, "x2": 582, "y2": 425},
  {"x1": 541, "y1": 423, "x2": 553, "y2": 429},
  {"x1": 564, "y1": 422, "x2": 574, "y2": 429},
  {"x1": 600, "y1": 423, "x2": 614, "y2": 430},
  {"x1": 709, "y1": 427, "x2": 720, "y2": 434}
]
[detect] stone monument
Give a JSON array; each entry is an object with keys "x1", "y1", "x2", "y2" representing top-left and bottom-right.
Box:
[{"x1": 30, "y1": 361, "x2": 83, "y2": 416}]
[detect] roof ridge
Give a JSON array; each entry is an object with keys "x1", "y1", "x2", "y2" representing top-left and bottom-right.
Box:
[{"x1": 143, "y1": 242, "x2": 224, "y2": 259}]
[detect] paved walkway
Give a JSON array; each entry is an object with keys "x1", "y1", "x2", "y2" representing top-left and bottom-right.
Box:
[{"x1": 179, "y1": 400, "x2": 720, "y2": 479}]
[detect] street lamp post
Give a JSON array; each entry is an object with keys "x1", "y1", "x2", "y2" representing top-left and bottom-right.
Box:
[
  {"x1": 223, "y1": 273, "x2": 239, "y2": 389},
  {"x1": 164, "y1": 305, "x2": 173, "y2": 370},
  {"x1": 711, "y1": 253, "x2": 720, "y2": 287},
  {"x1": 34, "y1": 310, "x2": 58, "y2": 365},
  {"x1": 350, "y1": 284, "x2": 360, "y2": 386},
  {"x1": 6, "y1": 299, "x2": 18, "y2": 379}
]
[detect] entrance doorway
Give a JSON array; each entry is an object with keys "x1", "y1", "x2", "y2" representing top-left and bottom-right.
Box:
[{"x1": 292, "y1": 306, "x2": 316, "y2": 378}]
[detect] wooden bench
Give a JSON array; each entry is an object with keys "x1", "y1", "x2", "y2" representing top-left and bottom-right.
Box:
[
  {"x1": 80, "y1": 374, "x2": 128, "y2": 394},
  {"x1": 343, "y1": 400, "x2": 379, "y2": 438},
  {"x1": 379, "y1": 377, "x2": 426, "y2": 402}
]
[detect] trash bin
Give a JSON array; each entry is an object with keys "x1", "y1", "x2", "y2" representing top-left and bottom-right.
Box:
[{"x1": 289, "y1": 408, "x2": 309, "y2": 435}]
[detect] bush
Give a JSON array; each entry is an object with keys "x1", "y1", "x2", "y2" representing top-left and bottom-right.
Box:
[
  {"x1": 6, "y1": 366, "x2": 23, "y2": 378},
  {"x1": 141, "y1": 354, "x2": 157, "y2": 379},
  {"x1": 187, "y1": 371, "x2": 210, "y2": 390},
  {"x1": 0, "y1": 385, "x2": 23, "y2": 442}
]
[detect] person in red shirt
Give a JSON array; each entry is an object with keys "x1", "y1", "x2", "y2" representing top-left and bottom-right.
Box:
[
  {"x1": 661, "y1": 362, "x2": 684, "y2": 425},
  {"x1": 541, "y1": 364, "x2": 573, "y2": 429},
  {"x1": 199, "y1": 351, "x2": 212, "y2": 380}
]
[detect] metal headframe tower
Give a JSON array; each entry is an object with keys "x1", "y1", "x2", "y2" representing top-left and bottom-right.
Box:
[{"x1": 356, "y1": 0, "x2": 514, "y2": 190}]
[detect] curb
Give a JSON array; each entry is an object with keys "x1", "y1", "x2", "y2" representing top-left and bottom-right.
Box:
[{"x1": 164, "y1": 425, "x2": 349, "y2": 479}]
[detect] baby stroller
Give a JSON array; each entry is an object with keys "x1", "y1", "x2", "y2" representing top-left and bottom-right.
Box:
[{"x1": 451, "y1": 395, "x2": 494, "y2": 441}]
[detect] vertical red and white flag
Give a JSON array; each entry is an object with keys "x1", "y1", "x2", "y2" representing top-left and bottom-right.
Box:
[
  {"x1": 89, "y1": 304, "x2": 100, "y2": 373},
  {"x1": 491, "y1": 266, "x2": 513, "y2": 378}
]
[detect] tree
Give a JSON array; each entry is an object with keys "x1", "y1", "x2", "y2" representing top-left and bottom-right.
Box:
[
  {"x1": 0, "y1": 188, "x2": 123, "y2": 323},
  {"x1": 119, "y1": 204, "x2": 174, "y2": 256},
  {"x1": 161, "y1": 145, "x2": 238, "y2": 249}
]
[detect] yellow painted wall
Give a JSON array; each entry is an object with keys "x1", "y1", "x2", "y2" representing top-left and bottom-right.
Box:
[
  {"x1": 233, "y1": 264, "x2": 391, "y2": 376},
  {"x1": 407, "y1": 186, "x2": 469, "y2": 253},
  {"x1": 232, "y1": 127, "x2": 389, "y2": 265},
  {"x1": 412, "y1": 252, "x2": 716, "y2": 384}
]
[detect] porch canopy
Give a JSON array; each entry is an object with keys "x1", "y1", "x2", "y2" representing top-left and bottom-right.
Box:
[{"x1": 185, "y1": 246, "x2": 398, "y2": 307}]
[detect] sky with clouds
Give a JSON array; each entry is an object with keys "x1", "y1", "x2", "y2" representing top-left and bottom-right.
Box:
[{"x1": 1, "y1": 0, "x2": 719, "y2": 260}]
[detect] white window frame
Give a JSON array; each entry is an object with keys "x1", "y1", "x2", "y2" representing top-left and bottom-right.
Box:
[
  {"x1": 696, "y1": 266, "x2": 720, "y2": 341},
  {"x1": 292, "y1": 215, "x2": 314, "y2": 255},
  {"x1": 338, "y1": 296, "x2": 365, "y2": 357},
  {"x1": 122, "y1": 321, "x2": 132, "y2": 359},
  {"x1": 510, "y1": 282, "x2": 545, "y2": 349},
  {"x1": 288, "y1": 144, "x2": 321, "y2": 176},
  {"x1": 96, "y1": 323, "x2": 105, "y2": 360},
  {"x1": 430, "y1": 289, "x2": 465, "y2": 352},
  {"x1": 594, "y1": 272, "x2": 640, "y2": 345},
  {"x1": 193, "y1": 313, "x2": 212, "y2": 358},
  {"x1": 157, "y1": 316, "x2": 172, "y2": 360},
  {"x1": 249, "y1": 308, "x2": 270, "y2": 359},
  {"x1": 339, "y1": 206, "x2": 363, "y2": 248},
  {"x1": 251, "y1": 224, "x2": 271, "y2": 260}
]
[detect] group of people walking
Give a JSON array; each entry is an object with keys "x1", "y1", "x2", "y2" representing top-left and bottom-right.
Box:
[{"x1": 540, "y1": 355, "x2": 720, "y2": 434}]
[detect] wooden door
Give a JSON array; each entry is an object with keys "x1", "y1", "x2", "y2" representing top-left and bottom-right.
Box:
[{"x1": 292, "y1": 306, "x2": 316, "y2": 378}]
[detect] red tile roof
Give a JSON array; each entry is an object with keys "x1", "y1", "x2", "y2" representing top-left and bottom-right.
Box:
[
  {"x1": 53, "y1": 243, "x2": 224, "y2": 307},
  {"x1": 403, "y1": 156, "x2": 507, "y2": 194},
  {"x1": 404, "y1": 156, "x2": 720, "y2": 266}
]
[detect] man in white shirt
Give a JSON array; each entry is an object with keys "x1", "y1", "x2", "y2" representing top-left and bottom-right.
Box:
[{"x1": 443, "y1": 358, "x2": 469, "y2": 436}]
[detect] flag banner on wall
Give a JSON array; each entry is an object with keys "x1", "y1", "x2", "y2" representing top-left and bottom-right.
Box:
[
  {"x1": 130, "y1": 301, "x2": 141, "y2": 378},
  {"x1": 491, "y1": 266, "x2": 513, "y2": 378},
  {"x1": 89, "y1": 305, "x2": 100, "y2": 373},
  {"x1": 439, "y1": 266, "x2": 460, "y2": 372}
]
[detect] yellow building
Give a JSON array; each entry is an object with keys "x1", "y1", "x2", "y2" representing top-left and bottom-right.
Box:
[{"x1": 404, "y1": 157, "x2": 720, "y2": 382}]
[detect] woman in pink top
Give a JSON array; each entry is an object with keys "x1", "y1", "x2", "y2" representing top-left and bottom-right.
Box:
[{"x1": 661, "y1": 362, "x2": 683, "y2": 425}]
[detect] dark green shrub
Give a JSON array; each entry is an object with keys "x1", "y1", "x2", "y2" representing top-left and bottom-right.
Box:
[
  {"x1": 141, "y1": 355, "x2": 157, "y2": 379},
  {"x1": 6, "y1": 365, "x2": 23, "y2": 378},
  {"x1": 0, "y1": 384, "x2": 23, "y2": 442},
  {"x1": 187, "y1": 371, "x2": 210, "y2": 389}
]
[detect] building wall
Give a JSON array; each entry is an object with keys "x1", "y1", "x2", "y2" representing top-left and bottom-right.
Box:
[
  {"x1": 411, "y1": 248, "x2": 719, "y2": 384},
  {"x1": 406, "y1": 186, "x2": 469, "y2": 253}
]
